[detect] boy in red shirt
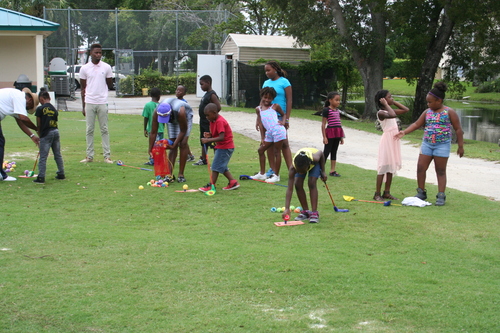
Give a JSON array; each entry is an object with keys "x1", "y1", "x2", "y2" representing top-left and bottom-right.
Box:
[{"x1": 198, "y1": 103, "x2": 240, "y2": 192}]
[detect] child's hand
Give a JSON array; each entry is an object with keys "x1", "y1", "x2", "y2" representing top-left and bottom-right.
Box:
[
  {"x1": 323, "y1": 137, "x2": 328, "y2": 145},
  {"x1": 379, "y1": 97, "x2": 389, "y2": 106},
  {"x1": 203, "y1": 132, "x2": 212, "y2": 138},
  {"x1": 320, "y1": 171, "x2": 327, "y2": 182},
  {"x1": 282, "y1": 209, "x2": 291, "y2": 220},
  {"x1": 144, "y1": 130, "x2": 149, "y2": 138},
  {"x1": 201, "y1": 138, "x2": 209, "y2": 145},
  {"x1": 340, "y1": 138, "x2": 345, "y2": 145},
  {"x1": 457, "y1": 146, "x2": 464, "y2": 158},
  {"x1": 394, "y1": 131, "x2": 405, "y2": 140}
]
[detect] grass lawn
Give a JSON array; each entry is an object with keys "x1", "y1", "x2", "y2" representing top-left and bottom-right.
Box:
[
  {"x1": 1, "y1": 112, "x2": 499, "y2": 332},
  {"x1": 383, "y1": 79, "x2": 500, "y2": 102}
]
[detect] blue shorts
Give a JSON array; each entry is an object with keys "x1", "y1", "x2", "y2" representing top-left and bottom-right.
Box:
[
  {"x1": 295, "y1": 162, "x2": 321, "y2": 178},
  {"x1": 211, "y1": 148, "x2": 234, "y2": 173},
  {"x1": 420, "y1": 140, "x2": 451, "y2": 158}
]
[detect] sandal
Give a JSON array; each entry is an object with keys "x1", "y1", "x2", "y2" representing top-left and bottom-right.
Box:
[
  {"x1": 373, "y1": 192, "x2": 384, "y2": 201},
  {"x1": 382, "y1": 191, "x2": 398, "y2": 200}
]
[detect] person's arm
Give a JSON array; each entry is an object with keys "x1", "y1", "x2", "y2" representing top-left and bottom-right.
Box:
[
  {"x1": 274, "y1": 104, "x2": 285, "y2": 126},
  {"x1": 210, "y1": 93, "x2": 221, "y2": 111},
  {"x1": 284, "y1": 85, "x2": 292, "y2": 129},
  {"x1": 143, "y1": 117, "x2": 149, "y2": 137},
  {"x1": 15, "y1": 115, "x2": 39, "y2": 146},
  {"x1": 395, "y1": 110, "x2": 426, "y2": 139},
  {"x1": 393, "y1": 101, "x2": 409, "y2": 115},
  {"x1": 148, "y1": 111, "x2": 159, "y2": 155},
  {"x1": 201, "y1": 132, "x2": 224, "y2": 144},
  {"x1": 282, "y1": 166, "x2": 296, "y2": 219},
  {"x1": 255, "y1": 108, "x2": 265, "y2": 143},
  {"x1": 321, "y1": 117, "x2": 328, "y2": 145},
  {"x1": 449, "y1": 108, "x2": 464, "y2": 157},
  {"x1": 80, "y1": 78, "x2": 86, "y2": 116},
  {"x1": 378, "y1": 98, "x2": 397, "y2": 120},
  {"x1": 106, "y1": 77, "x2": 114, "y2": 91}
]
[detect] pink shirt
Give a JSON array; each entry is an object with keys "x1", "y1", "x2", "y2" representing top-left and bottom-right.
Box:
[{"x1": 79, "y1": 61, "x2": 113, "y2": 104}]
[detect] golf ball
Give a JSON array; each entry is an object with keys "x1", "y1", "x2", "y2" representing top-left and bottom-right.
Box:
[
  {"x1": 294, "y1": 208, "x2": 301, "y2": 213},
  {"x1": 290, "y1": 205, "x2": 295, "y2": 211},
  {"x1": 24, "y1": 170, "x2": 29, "y2": 175},
  {"x1": 139, "y1": 185, "x2": 144, "y2": 190},
  {"x1": 270, "y1": 207, "x2": 277, "y2": 212},
  {"x1": 277, "y1": 208, "x2": 283, "y2": 213},
  {"x1": 183, "y1": 184, "x2": 188, "y2": 190}
]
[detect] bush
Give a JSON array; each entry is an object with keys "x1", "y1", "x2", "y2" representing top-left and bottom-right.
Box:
[
  {"x1": 475, "y1": 80, "x2": 499, "y2": 93},
  {"x1": 119, "y1": 70, "x2": 197, "y2": 96}
]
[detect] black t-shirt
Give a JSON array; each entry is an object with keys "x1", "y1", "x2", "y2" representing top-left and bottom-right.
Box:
[
  {"x1": 35, "y1": 103, "x2": 58, "y2": 138},
  {"x1": 199, "y1": 90, "x2": 218, "y2": 120}
]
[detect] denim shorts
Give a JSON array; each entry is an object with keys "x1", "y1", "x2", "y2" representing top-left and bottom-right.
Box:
[
  {"x1": 420, "y1": 140, "x2": 451, "y2": 158},
  {"x1": 211, "y1": 148, "x2": 234, "y2": 173},
  {"x1": 295, "y1": 162, "x2": 321, "y2": 178}
]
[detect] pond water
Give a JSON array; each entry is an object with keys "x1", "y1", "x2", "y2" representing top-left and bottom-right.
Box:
[{"x1": 347, "y1": 101, "x2": 500, "y2": 144}]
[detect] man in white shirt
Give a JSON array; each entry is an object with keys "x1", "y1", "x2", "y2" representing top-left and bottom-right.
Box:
[
  {"x1": 0, "y1": 87, "x2": 40, "y2": 181},
  {"x1": 79, "y1": 43, "x2": 114, "y2": 163}
]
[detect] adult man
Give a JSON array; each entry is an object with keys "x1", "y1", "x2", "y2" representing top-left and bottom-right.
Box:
[
  {"x1": 149, "y1": 92, "x2": 192, "y2": 183},
  {"x1": 0, "y1": 87, "x2": 40, "y2": 181},
  {"x1": 79, "y1": 43, "x2": 114, "y2": 163}
]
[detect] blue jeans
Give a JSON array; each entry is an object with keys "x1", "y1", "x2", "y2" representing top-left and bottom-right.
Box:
[
  {"x1": 211, "y1": 148, "x2": 234, "y2": 174},
  {"x1": 38, "y1": 129, "x2": 64, "y2": 178}
]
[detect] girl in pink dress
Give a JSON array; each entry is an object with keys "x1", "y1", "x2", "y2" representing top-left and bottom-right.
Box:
[{"x1": 374, "y1": 90, "x2": 409, "y2": 201}]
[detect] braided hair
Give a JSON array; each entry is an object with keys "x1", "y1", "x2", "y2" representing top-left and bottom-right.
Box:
[
  {"x1": 294, "y1": 151, "x2": 312, "y2": 170},
  {"x1": 265, "y1": 61, "x2": 287, "y2": 77}
]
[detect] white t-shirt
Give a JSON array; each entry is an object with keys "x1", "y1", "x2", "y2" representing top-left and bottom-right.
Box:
[
  {"x1": 0, "y1": 88, "x2": 28, "y2": 121},
  {"x1": 79, "y1": 60, "x2": 113, "y2": 104}
]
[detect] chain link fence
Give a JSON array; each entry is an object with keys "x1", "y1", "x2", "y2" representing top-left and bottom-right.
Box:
[{"x1": 43, "y1": 8, "x2": 234, "y2": 96}]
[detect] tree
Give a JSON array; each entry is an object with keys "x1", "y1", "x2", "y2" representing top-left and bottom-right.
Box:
[{"x1": 274, "y1": 0, "x2": 388, "y2": 119}]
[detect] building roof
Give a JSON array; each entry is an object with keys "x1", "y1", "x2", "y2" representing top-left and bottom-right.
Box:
[
  {"x1": 222, "y1": 33, "x2": 310, "y2": 50},
  {"x1": 0, "y1": 7, "x2": 59, "y2": 32}
]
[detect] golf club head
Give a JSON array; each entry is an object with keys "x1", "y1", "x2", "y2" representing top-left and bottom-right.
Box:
[
  {"x1": 117, "y1": 160, "x2": 123, "y2": 166},
  {"x1": 334, "y1": 206, "x2": 349, "y2": 213},
  {"x1": 383, "y1": 201, "x2": 392, "y2": 206},
  {"x1": 239, "y1": 175, "x2": 250, "y2": 180}
]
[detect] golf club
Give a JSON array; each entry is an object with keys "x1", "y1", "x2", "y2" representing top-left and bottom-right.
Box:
[
  {"x1": 323, "y1": 180, "x2": 349, "y2": 212},
  {"x1": 116, "y1": 160, "x2": 153, "y2": 171}
]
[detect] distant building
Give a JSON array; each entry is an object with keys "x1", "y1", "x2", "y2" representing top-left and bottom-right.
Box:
[
  {"x1": 0, "y1": 8, "x2": 59, "y2": 89},
  {"x1": 221, "y1": 34, "x2": 310, "y2": 63}
]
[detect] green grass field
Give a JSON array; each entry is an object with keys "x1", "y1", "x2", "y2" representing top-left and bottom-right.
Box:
[
  {"x1": 383, "y1": 79, "x2": 500, "y2": 102},
  {"x1": 1, "y1": 112, "x2": 499, "y2": 332}
]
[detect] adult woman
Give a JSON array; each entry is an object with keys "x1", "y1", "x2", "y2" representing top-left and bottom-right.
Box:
[{"x1": 259, "y1": 61, "x2": 293, "y2": 182}]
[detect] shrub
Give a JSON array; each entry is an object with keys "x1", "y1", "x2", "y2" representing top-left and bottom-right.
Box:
[{"x1": 119, "y1": 71, "x2": 197, "y2": 96}]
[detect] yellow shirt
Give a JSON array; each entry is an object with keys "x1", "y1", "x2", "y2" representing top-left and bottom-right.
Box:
[{"x1": 292, "y1": 148, "x2": 318, "y2": 171}]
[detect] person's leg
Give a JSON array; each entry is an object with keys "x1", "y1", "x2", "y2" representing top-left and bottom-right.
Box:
[
  {"x1": 330, "y1": 138, "x2": 340, "y2": 174},
  {"x1": 281, "y1": 137, "x2": 293, "y2": 170},
  {"x1": 85, "y1": 104, "x2": 97, "y2": 159},
  {"x1": 384, "y1": 173, "x2": 393, "y2": 192},
  {"x1": 273, "y1": 140, "x2": 284, "y2": 177},
  {"x1": 178, "y1": 135, "x2": 190, "y2": 178},
  {"x1": 416, "y1": 154, "x2": 433, "y2": 190},
  {"x1": 258, "y1": 142, "x2": 272, "y2": 175},
  {"x1": 168, "y1": 137, "x2": 178, "y2": 175},
  {"x1": 374, "y1": 174, "x2": 384, "y2": 200},
  {"x1": 96, "y1": 104, "x2": 110, "y2": 159},
  {"x1": 51, "y1": 130, "x2": 65, "y2": 177},
  {"x1": 37, "y1": 135, "x2": 51, "y2": 178},
  {"x1": 433, "y1": 156, "x2": 449, "y2": 193},
  {"x1": 294, "y1": 176, "x2": 309, "y2": 211},
  {"x1": 308, "y1": 177, "x2": 319, "y2": 212},
  {"x1": 266, "y1": 146, "x2": 275, "y2": 175},
  {"x1": 0, "y1": 124, "x2": 7, "y2": 179}
]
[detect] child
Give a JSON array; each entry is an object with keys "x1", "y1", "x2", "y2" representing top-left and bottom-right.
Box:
[
  {"x1": 395, "y1": 82, "x2": 464, "y2": 206},
  {"x1": 33, "y1": 89, "x2": 65, "y2": 184},
  {"x1": 282, "y1": 148, "x2": 327, "y2": 223},
  {"x1": 193, "y1": 75, "x2": 221, "y2": 166},
  {"x1": 142, "y1": 88, "x2": 162, "y2": 165},
  {"x1": 253, "y1": 87, "x2": 286, "y2": 183},
  {"x1": 321, "y1": 92, "x2": 345, "y2": 177},
  {"x1": 373, "y1": 90, "x2": 409, "y2": 201},
  {"x1": 198, "y1": 103, "x2": 240, "y2": 192}
]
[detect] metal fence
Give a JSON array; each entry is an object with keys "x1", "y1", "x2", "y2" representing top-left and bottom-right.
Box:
[{"x1": 43, "y1": 8, "x2": 234, "y2": 96}]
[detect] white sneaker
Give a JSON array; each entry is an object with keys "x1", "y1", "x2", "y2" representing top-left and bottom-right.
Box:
[
  {"x1": 252, "y1": 172, "x2": 267, "y2": 180},
  {"x1": 1, "y1": 175, "x2": 17, "y2": 181},
  {"x1": 265, "y1": 174, "x2": 280, "y2": 183},
  {"x1": 104, "y1": 158, "x2": 113, "y2": 164}
]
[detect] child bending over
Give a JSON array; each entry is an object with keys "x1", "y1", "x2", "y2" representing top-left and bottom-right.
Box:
[{"x1": 283, "y1": 148, "x2": 327, "y2": 223}]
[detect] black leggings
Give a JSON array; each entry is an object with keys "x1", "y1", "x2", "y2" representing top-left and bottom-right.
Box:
[{"x1": 323, "y1": 138, "x2": 341, "y2": 160}]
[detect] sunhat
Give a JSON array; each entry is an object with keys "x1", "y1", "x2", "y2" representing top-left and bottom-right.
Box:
[{"x1": 22, "y1": 87, "x2": 39, "y2": 114}]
